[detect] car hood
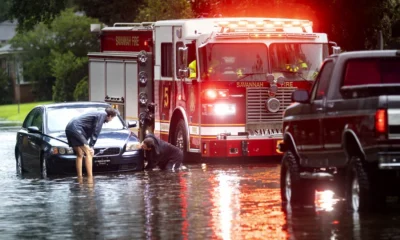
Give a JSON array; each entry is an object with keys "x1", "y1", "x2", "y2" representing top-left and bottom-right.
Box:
[{"x1": 49, "y1": 129, "x2": 131, "y2": 148}]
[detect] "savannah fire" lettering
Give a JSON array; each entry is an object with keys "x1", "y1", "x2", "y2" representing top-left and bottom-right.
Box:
[
  {"x1": 115, "y1": 36, "x2": 140, "y2": 46},
  {"x1": 236, "y1": 82, "x2": 267, "y2": 88},
  {"x1": 236, "y1": 81, "x2": 294, "y2": 88}
]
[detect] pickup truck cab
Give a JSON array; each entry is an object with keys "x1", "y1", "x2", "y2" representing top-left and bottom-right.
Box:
[{"x1": 280, "y1": 50, "x2": 400, "y2": 212}]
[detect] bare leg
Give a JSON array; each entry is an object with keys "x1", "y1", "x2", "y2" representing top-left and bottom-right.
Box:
[
  {"x1": 80, "y1": 145, "x2": 93, "y2": 177},
  {"x1": 73, "y1": 146, "x2": 84, "y2": 178}
]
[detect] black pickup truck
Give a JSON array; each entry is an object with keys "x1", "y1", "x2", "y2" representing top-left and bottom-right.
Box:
[{"x1": 280, "y1": 50, "x2": 400, "y2": 212}]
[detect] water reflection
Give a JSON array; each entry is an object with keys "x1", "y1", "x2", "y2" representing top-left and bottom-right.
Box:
[
  {"x1": 2, "y1": 127, "x2": 400, "y2": 239},
  {"x1": 315, "y1": 190, "x2": 341, "y2": 212}
]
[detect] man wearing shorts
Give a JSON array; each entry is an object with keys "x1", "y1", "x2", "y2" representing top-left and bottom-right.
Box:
[{"x1": 65, "y1": 107, "x2": 117, "y2": 177}]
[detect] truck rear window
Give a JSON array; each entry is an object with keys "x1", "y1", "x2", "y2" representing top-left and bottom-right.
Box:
[{"x1": 343, "y1": 58, "x2": 400, "y2": 86}]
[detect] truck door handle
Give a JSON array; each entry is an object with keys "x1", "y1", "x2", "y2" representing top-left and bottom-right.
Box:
[{"x1": 316, "y1": 108, "x2": 323, "y2": 111}]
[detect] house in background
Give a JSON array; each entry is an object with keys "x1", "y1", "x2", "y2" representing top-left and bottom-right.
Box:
[{"x1": 0, "y1": 20, "x2": 34, "y2": 103}]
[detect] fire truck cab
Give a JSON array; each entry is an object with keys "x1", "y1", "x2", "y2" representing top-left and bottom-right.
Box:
[{"x1": 88, "y1": 18, "x2": 338, "y2": 160}]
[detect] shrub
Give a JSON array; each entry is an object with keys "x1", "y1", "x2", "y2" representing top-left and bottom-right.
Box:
[{"x1": 74, "y1": 76, "x2": 88, "y2": 101}]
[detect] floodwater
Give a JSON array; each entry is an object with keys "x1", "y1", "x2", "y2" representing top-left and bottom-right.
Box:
[{"x1": 1, "y1": 127, "x2": 400, "y2": 240}]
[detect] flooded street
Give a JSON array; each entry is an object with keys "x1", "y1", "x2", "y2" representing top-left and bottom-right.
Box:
[{"x1": 1, "y1": 128, "x2": 400, "y2": 239}]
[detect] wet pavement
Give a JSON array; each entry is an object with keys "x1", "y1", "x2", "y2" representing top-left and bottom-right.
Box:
[{"x1": 1, "y1": 127, "x2": 400, "y2": 239}]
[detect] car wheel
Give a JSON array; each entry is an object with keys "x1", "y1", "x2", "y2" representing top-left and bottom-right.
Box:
[
  {"x1": 280, "y1": 150, "x2": 315, "y2": 205},
  {"x1": 41, "y1": 155, "x2": 48, "y2": 179},
  {"x1": 174, "y1": 119, "x2": 187, "y2": 154},
  {"x1": 16, "y1": 153, "x2": 23, "y2": 176},
  {"x1": 345, "y1": 156, "x2": 383, "y2": 212}
]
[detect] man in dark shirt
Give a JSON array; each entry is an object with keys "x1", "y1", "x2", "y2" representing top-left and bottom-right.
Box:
[
  {"x1": 141, "y1": 133, "x2": 183, "y2": 171},
  {"x1": 65, "y1": 107, "x2": 117, "y2": 177}
]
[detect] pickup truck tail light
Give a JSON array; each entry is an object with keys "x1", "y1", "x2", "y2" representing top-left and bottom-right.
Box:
[{"x1": 375, "y1": 109, "x2": 387, "y2": 135}]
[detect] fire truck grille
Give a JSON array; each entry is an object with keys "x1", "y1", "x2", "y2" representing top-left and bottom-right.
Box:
[
  {"x1": 94, "y1": 147, "x2": 121, "y2": 156},
  {"x1": 246, "y1": 87, "x2": 297, "y2": 123}
]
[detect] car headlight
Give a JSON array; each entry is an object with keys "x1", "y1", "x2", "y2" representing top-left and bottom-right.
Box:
[
  {"x1": 125, "y1": 142, "x2": 142, "y2": 151},
  {"x1": 51, "y1": 146, "x2": 74, "y2": 155}
]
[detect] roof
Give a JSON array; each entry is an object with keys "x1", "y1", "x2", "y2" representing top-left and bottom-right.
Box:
[
  {"x1": 154, "y1": 17, "x2": 312, "y2": 26},
  {"x1": 39, "y1": 101, "x2": 111, "y2": 109},
  {"x1": 331, "y1": 50, "x2": 400, "y2": 61},
  {"x1": 0, "y1": 44, "x2": 23, "y2": 56},
  {"x1": 0, "y1": 21, "x2": 17, "y2": 41}
]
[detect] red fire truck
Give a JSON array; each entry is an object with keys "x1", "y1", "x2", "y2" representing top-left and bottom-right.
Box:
[{"x1": 88, "y1": 18, "x2": 340, "y2": 160}]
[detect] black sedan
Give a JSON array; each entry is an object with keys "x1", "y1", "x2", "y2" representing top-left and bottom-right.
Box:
[{"x1": 15, "y1": 102, "x2": 144, "y2": 178}]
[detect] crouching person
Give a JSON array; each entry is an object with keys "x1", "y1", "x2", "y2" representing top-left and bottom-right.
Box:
[{"x1": 141, "y1": 134, "x2": 183, "y2": 171}]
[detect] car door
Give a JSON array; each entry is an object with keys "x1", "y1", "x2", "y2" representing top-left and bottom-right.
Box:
[
  {"x1": 299, "y1": 60, "x2": 333, "y2": 167},
  {"x1": 18, "y1": 108, "x2": 37, "y2": 171},
  {"x1": 25, "y1": 107, "x2": 44, "y2": 171}
]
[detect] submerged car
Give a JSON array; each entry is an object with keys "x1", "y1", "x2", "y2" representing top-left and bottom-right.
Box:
[{"x1": 15, "y1": 102, "x2": 144, "y2": 177}]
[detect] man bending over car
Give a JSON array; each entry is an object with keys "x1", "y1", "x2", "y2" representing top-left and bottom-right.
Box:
[{"x1": 65, "y1": 107, "x2": 117, "y2": 177}]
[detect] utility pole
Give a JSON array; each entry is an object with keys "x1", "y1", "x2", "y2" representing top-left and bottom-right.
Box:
[{"x1": 15, "y1": 56, "x2": 20, "y2": 114}]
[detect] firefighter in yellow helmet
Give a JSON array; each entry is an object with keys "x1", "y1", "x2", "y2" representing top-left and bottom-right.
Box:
[
  {"x1": 188, "y1": 59, "x2": 197, "y2": 78},
  {"x1": 285, "y1": 59, "x2": 308, "y2": 72},
  {"x1": 284, "y1": 44, "x2": 308, "y2": 73}
]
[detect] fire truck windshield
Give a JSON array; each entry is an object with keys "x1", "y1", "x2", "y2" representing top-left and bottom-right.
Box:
[
  {"x1": 199, "y1": 43, "x2": 268, "y2": 81},
  {"x1": 270, "y1": 43, "x2": 329, "y2": 81}
]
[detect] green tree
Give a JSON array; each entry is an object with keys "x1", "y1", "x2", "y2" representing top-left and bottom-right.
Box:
[
  {"x1": 191, "y1": 0, "x2": 399, "y2": 51},
  {"x1": 135, "y1": 0, "x2": 193, "y2": 22},
  {"x1": 7, "y1": 0, "x2": 72, "y2": 32},
  {"x1": 0, "y1": 0, "x2": 11, "y2": 22},
  {"x1": 50, "y1": 9, "x2": 100, "y2": 57},
  {"x1": 10, "y1": 24, "x2": 55, "y2": 100},
  {"x1": 0, "y1": 68, "x2": 14, "y2": 104},
  {"x1": 73, "y1": 76, "x2": 88, "y2": 101},
  {"x1": 75, "y1": 0, "x2": 144, "y2": 26},
  {"x1": 51, "y1": 51, "x2": 87, "y2": 102},
  {"x1": 10, "y1": 9, "x2": 99, "y2": 101}
]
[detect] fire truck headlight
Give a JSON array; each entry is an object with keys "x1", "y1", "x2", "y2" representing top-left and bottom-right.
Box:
[
  {"x1": 139, "y1": 71, "x2": 148, "y2": 85},
  {"x1": 270, "y1": 84, "x2": 278, "y2": 93},
  {"x1": 266, "y1": 98, "x2": 280, "y2": 113},
  {"x1": 138, "y1": 50, "x2": 148, "y2": 63},
  {"x1": 266, "y1": 74, "x2": 274, "y2": 84},
  {"x1": 214, "y1": 104, "x2": 236, "y2": 116},
  {"x1": 277, "y1": 76, "x2": 285, "y2": 85},
  {"x1": 139, "y1": 92, "x2": 148, "y2": 105}
]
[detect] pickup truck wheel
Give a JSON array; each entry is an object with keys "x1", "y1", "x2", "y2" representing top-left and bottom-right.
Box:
[
  {"x1": 345, "y1": 156, "x2": 384, "y2": 212},
  {"x1": 281, "y1": 150, "x2": 315, "y2": 205}
]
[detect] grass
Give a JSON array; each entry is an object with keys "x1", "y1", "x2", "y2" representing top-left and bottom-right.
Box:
[{"x1": 0, "y1": 101, "x2": 52, "y2": 122}]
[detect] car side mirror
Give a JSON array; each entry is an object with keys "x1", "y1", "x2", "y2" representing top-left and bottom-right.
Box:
[
  {"x1": 127, "y1": 120, "x2": 137, "y2": 128},
  {"x1": 292, "y1": 89, "x2": 310, "y2": 103},
  {"x1": 27, "y1": 126, "x2": 41, "y2": 133}
]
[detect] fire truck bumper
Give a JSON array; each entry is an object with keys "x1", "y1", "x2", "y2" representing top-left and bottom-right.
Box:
[{"x1": 200, "y1": 137, "x2": 283, "y2": 158}]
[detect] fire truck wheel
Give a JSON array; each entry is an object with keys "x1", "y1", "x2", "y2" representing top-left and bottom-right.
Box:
[{"x1": 174, "y1": 119, "x2": 187, "y2": 155}]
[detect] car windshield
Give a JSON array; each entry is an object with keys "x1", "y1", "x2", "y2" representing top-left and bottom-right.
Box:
[
  {"x1": 270, "y1": 43, "x2": 329, "y2": 81},
  {"x1": 46, "y1": 106, "x2": 124, "y2": 133},
  {"x1": 343, "y1": 58, "x2": 400, "y2": 86},
  {"x1": 199, "y1": 43, "x2": 268, "y2": 81}
]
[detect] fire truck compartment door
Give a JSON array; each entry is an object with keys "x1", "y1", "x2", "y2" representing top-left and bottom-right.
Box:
[
  {"x1": 125, "y1": 61, "x2": 138, "y2": 121},
  {"x1": 106, "y1": 61, "x2": 124, "y2": 98},
  {"x1": 89, "y1": 60, "x2": 106, "y2": 102}
]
